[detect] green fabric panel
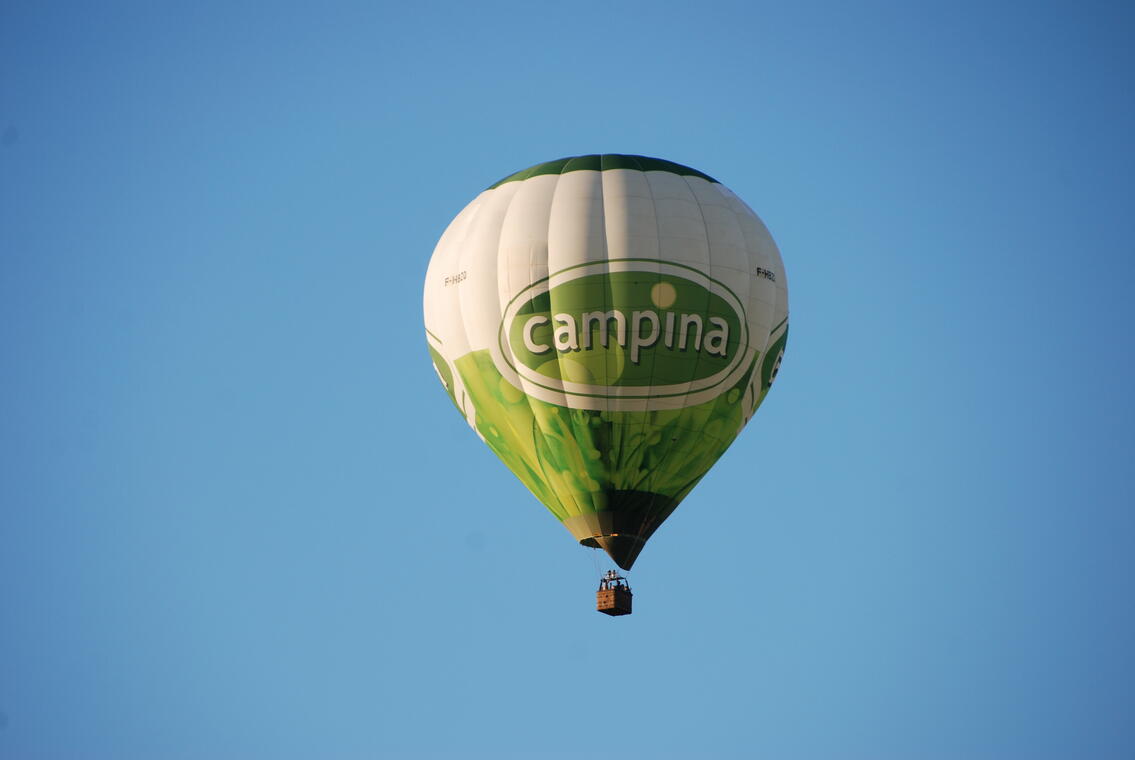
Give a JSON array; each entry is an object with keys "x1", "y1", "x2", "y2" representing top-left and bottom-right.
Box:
[
  {"x1": 451, "y1": 347, "x2": 763, "y2": 566},
  {"x1": 562, "y1": 154, "x2": 603, "y2": 174},
  {"x1": 426, "y1": 343, "x2": 460, "y2": 413},
  {"x1": 487, "y1": 154, "x2": 719, "y2": 190}
]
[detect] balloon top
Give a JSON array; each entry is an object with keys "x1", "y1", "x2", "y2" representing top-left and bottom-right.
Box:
[{"x1": 487, "y1": 154, "x2": 719, "y2": 190}]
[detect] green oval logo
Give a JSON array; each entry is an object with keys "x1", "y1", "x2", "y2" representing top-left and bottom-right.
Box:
[{"x1": 496, "y1": 262, "x2": 749, "y2": 409}]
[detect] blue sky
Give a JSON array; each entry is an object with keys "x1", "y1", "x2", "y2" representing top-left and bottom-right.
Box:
[{"x1": 2, "y1": 1, "x2": 1133, "y2": 758}]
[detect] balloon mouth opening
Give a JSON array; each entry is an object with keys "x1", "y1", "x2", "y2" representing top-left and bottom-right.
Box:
[
  {"x1": 580, "y1": 533, "x2": 647, "y2": 571},
  {"x1": 561, "y1": 495, "x2": 679, "y2": 571},
  {"x1": 580, "y1": 535, "x2": 633, "y2": 548}
]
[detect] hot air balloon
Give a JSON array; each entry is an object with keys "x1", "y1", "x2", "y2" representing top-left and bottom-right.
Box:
[{"x1": 423, "y1": 155, "x2": 787, "y2": 609}]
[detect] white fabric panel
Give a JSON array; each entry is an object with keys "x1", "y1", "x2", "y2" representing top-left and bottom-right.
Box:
[
  {"x1": 424, "y1": 196, "x2": 484, "y2": 357},
  {"x1": 746, "y1": 284, "x2": 777, "y2": 353},
  {"x1": 686, "y1": 175, "x2": 733, "y2": 209},
  {"x1": 453, "y1": 182, "x2": 520, "y2": 355},
  {"x1": 601, "y1": 169, "x2": 659, "y2": 261},
  {"x1": 497, "y1": 174, "x2": 557, "y2": 313},
  {"x1": 646, "y1": 172, "x2": 710, "y2": 272},
  {"x1": 546, "y1": 169, "x2": 607, "y2": 272},
  {"x1": 699, "y1": 203, "x2": 749, "y2": 274}
]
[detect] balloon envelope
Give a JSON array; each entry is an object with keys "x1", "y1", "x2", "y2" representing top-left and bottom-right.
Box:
[{"x1": 423, "y1": 155, "x2": 787, "y2": 569}]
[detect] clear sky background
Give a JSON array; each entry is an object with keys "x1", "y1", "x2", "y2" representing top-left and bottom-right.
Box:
[{"x1": 2, "y1": 2, "x2": 1133, "y2": 758}]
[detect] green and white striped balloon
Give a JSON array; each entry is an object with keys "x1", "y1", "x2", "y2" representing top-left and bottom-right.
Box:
[{"x1": 423, "y1": 155, "x2": 787, "y2": 570}]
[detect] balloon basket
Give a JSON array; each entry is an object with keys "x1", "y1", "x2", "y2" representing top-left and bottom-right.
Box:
[{"x1": 596, "y1": 570, "x2": 633, "y2": 616}]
